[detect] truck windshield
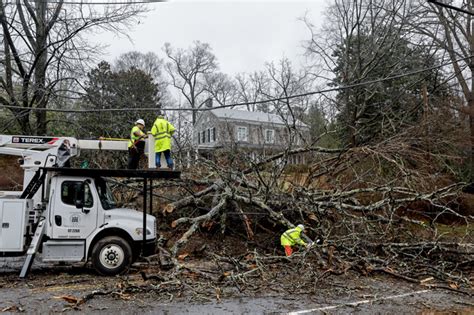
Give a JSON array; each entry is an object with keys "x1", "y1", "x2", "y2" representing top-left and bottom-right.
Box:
[{"x1": 95, "y1": 177, "x2": 117, "y2": 210}]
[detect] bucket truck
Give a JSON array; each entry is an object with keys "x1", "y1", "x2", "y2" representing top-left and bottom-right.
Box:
[{"x1": 0, "y1": 134, "x2": 179, "y2": 277}]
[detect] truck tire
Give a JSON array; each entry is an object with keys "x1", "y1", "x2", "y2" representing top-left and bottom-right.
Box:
[{"x1": 91, "y1": 236, "x2": 132, "y2": 276}]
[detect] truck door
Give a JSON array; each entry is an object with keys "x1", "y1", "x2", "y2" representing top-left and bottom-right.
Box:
[{"x1": 51, "y1": 179, "x2": 98, "y2": 239}]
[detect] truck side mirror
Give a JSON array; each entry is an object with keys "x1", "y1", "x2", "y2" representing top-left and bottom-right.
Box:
[{"x1": 75, "y1": 198, "x2": 84, "y2": 209}]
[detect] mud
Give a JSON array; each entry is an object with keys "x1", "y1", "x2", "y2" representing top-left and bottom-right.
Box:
[{"x1": 0, "y1": 258, "x2": 472, "y2": 314}]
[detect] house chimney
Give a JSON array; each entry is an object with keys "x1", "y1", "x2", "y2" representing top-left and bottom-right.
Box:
[{"x1": 205, "y1": 98, "x2": 213, "y2": 108}]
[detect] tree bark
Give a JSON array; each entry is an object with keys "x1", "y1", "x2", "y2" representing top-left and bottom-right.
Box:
[
  {"x1": 33, "y1": 0, "x2": 48, "y2": 135},
  {"x1": 470, "y1": 16, "x2": 474, "y2": 180}
]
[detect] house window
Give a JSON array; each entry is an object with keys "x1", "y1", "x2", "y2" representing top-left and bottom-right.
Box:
[
  {"x1": 236, "y1": 126, "x2": 248, "y2": 142},
  {"x1": 198, "y1": 132, "x2": 201, "y2": 144},
  {"x1": 265, "y1": 129, "x2": 275, "y2": 144},
  {"x1": 201, "y1": 130, "x2": 206, "y2": 143},
  {"x1": 207, "y1": 128, "x2": 211, "y2": 143},
  {"x1": 211, "y1": 127, "x2": 216, "y2": 142}
]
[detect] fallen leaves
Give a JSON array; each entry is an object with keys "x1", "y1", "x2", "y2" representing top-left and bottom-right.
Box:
[
  {"x1": 449, "y1": 282, "x2": 459, "y2": 290},
  {"x1": 1, "y1": 305, "x2": 24, "y2": 313},
  {"x1": 54, "y1": 287, "x2": 132, "y2": 312},
  {"x1": 420, "y1": 277, "x2": 434, "y2": 284},
  {"x1": 112, "y1": 292, "x2": 131, "y2": 300},
  {"x1": 201, "y1": 221, "x2": 214, "y2": 230},
  {"x1": 178, "y1": 253, "x2": 190, "y2": 261},
  {"x1": 244, "y1": 253, "x2": 254, "y2": 261},
  {"x1": 55, "y1": 295, "x2": 82, "y2": 305}
]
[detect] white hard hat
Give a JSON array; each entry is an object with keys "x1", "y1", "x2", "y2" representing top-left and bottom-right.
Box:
[
  {"x1": 135, "y1": 119, "x2": 145, "y2": 126},
  {"x1": 297, "y1": 224, "x2": 305, "y2": 230}
]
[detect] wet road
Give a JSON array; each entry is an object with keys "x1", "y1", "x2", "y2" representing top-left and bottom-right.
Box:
[{"x1": 1, "y1": 257, "x2": 472, "y2": 314}]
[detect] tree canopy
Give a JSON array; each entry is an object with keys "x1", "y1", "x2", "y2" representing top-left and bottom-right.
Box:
[{"x1": 77, "y1": 61, "x2": 160, "y2": 138}]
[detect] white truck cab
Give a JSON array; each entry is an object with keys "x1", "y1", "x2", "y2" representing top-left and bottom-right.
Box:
[
  {"x1": 43, "y1": 174, "x2": 156, "y2": 275},
  {"x1": 0, "y1": 135, "x2": 179, "y2": 277}
]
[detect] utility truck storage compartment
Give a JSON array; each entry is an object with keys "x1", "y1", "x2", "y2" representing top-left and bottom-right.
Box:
[
  {"x1": 42, "y1": 240, "x2": 85, "y2": 262},
  {"x1": 0, "y1": 199, "x2": 31, "y2": 252}
]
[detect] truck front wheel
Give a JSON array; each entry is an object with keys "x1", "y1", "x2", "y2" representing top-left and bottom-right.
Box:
[{"x1": 91, "y1": 236, "x2": 132, "y2": 276}]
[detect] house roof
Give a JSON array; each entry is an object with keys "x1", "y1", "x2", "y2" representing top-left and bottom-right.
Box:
[{"x1": 210, "y1": 108, "x2": 308, "y2": 128}]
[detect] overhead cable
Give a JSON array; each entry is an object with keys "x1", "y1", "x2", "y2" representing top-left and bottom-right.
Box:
[
  {"x1": 427, "y1": 0, "x2": 474, "y2": 16},
  {"x1": 0, "y1": 54, "x2": 470, "y2": 114},
  {"x1": 15, "y1": 0, "x2": 166, "y2": 4}
]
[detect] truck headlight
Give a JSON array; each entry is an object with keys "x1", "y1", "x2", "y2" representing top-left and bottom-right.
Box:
[{"x1": 135, "y1": 228, "x2": 151, "y2": 236}]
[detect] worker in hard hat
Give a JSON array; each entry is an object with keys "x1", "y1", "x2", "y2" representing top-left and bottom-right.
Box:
[
  {"x1": 127, "y1": 119, "x2": 146, "y2": 169},
  {"x1": 151, "y1": 113, "x2": 175, "y2": 169},
  {"x1": 280, "y1": 224, "x2": 311, "y2": 257}
]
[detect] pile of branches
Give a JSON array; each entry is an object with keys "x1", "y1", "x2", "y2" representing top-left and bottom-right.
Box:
[{"x1": 131, "y1": 132, "x2": 473, "y2": 292}]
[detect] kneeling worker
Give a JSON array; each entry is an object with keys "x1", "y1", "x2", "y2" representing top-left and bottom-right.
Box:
[
  {"x1": 281, "y1": 224, "x2": 311, "y2": 257},
  {"x1": 128, "y1": 119, "x2": 146, "y2": 169}
]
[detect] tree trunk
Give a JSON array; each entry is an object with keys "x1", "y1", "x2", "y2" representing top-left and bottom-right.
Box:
[
  {"x1": 33, "y1": 0, "x2": 48, "y2": 135},
  {"x1": 470, "y1": 101, "x2": 474, "y2": 180},
  {"x1": 469, "y1": 16, "x2": 474, "y2": 181},
  {"x1": 14, "y1": 108, "x2": 32, "y2": 134}
]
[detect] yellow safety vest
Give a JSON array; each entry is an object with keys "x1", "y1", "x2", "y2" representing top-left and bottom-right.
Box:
[
  {"x1": 280, "y1": 226, "x2": 307, "y2": 246},
  {"x1": 151, "y1": 118, "x2": 175, "y2": 152},
  {"x1": 128, "y1": 125, "x2": 145, "y2": 148}
]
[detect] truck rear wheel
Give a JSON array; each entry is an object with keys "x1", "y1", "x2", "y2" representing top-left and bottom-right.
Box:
[{"x1": 91, "y1": 236, "x2": 132, "y2": 276}]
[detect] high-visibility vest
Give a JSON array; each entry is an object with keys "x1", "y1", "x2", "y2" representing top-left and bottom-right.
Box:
[
  {"x1": 151, "y1": 117, "x2": 175, "y2": 152},
  {"x1": 128, "y1": 125, "x2": 145, "y2": 148},
  {"x1": 280, "y1": 226, "x2": 306, "y2": 246}
]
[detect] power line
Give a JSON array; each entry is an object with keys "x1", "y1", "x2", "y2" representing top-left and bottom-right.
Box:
[
  {"x1": 0, "y1": 54, "x2": 469, "y2": 114},
  {"x1": 61, "y1": 0, "x2": 164, "y2": 4},
  {"x1": 427, "y1": 0, "x2": 474, "y2": 16},
  {"x1": 9, "y1": 0, "x2": 166, "y2": 4}
]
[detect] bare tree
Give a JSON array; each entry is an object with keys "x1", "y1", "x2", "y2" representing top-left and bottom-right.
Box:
[
  {"x1": 204, "y1": 72, "x2": 237, "y2": 107},
  {"x1": 264, "y1": 58, "x2": 312, "y2": 119},
  {"x1": 251, "y1": 58, "x2": 314, "y2": 149},
  {"x1": 115, "y1": 51, "x2": 163, "y2": 79},
  {"x1": 0, "y1": 0, "x2": 147, "y2": 135},
  {"x1": 114, "y1": 51, "x2": 171, "y2": 107},
  {"x1": 409, "y1": 0, "x2": 474, "y2": 178},
  {"x1": 164, "y1": 41, "x2": 218, "y2": 125},
  {"x1": 303, "y1": 0, "x2": 448, "y2": 146},
  {"x1": 234, "y1": 71, "x2": 269, "y2": 112}
]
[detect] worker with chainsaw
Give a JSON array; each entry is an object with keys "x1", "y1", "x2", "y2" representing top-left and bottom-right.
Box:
[
  {"x1": 151, "y1": 113, "x2": 175, "y2": 169},
  {"x1": 127, "y1": 119, "x2": 147, "y2": 169},
  {"x1": 281, "y1": 224, "x2": 311, "y2": 257}
]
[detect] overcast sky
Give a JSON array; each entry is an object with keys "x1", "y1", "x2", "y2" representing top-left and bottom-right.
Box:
[{"x1": 93, "y1": 0, "x2": 328, "y2": 75}]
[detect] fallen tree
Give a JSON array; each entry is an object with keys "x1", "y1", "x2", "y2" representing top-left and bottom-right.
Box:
[{"x1": 145, "y1": 130, "x2": 473, "y2": 293}]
